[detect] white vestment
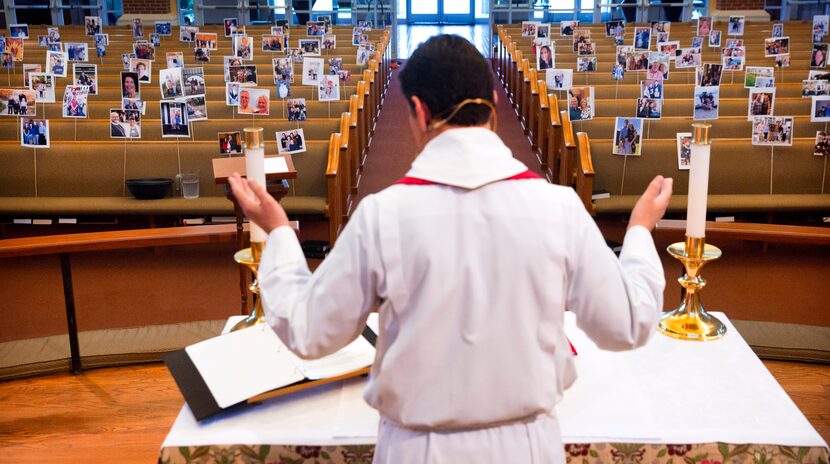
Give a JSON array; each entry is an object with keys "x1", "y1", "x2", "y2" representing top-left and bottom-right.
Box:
[{"x1": 259, "y1": 127, "x2": 665, "y2": 463}]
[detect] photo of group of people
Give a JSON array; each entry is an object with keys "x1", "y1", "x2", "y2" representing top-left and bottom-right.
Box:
[
  {"x1": 676, "y1": 132, "x2": 692, "y2": 170},
  {"x1": 764, "y1": 37, "x2": 790, "y2": 57},
  {"x1": 62, "y1": 85, "x2": 88, "y2": 118},
  {"x1": 693, "y1": 86, "x2": 720, "y2": 120},
  {"x1": 237, "y1": 88, "x2": 270, "y2": 115},
  {"x1": 277, "y1": 128, "x2": 307, "y2": 155},
  {"x1": 21, "y1": 118, "x2": 49, "y2": 148},
  {"x1": 811, "y1": 95, "x2": 830, "y2": 122},
  {"x1": 287, "y1": 98, "x2": 307, "y2": 121},
  {"x1": 566, "y1": 86, "x2": 594, "y2": 121},
  {"x1": 109, "y1": 108, "x2": 141, "y2": 139},
  {"x1": 613, "y1": 117, "x2": 643, "y2": 156},
  {"x1": 1, "y1": 89, "x2": 36, "y2": 116},
  {"x1": 745, "y1": 66, "x2": 774, "y2": 88},
  {"x1": 748, "y1": 88, "x2": 775, "y2": 120},
  {"x1": 751, "y1": 116, "x2": 793, "y2": 146},
  {"x1": 218, "y1": 131, "x2": 243, "y2": 155},
  {"x1": 802, "y1": 79, "x2": 830, "y2": 97}
]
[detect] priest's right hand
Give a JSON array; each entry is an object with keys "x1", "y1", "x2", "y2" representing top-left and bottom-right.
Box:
[
  {"x1": 229, "y1": 173, "x2": 290, "y2": 234},
  {"x1": 628, "y1": 175, "x2": 672, "y2": 232}
]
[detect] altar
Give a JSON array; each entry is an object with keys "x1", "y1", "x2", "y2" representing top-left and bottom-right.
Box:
[{"x1": 160, "y1": 313, "x2": 829, "y2": 463}]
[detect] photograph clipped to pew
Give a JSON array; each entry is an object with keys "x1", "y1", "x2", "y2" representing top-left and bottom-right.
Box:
[
  {"x1": 751, "y1": 116, "x2": 793, "y2": 146},
  {"x1": 577, "y1": 56, "x2": 597, "y2": 72},
  {"x1": 165, "y1": 52, "x2": 184, "y2": 68},
  {"x1": 62, "y1": 85, "x2": 89, "y2": 118},
  {"x1": 694, "y1": 86, "x2": 720, "y2": 120},
  {"x1": 745, "y1": 66, "x2": 774, "y2": 88},
  {"x1": 811, "y1": 95, "x2": 830, "y2": 121},
  {"x1": 728, "y1": 16, "x2": 745, "y2": 36},
  {"x1": 811, "y1": 44, "x2": 828, "y2": 69},
  {"x1": 725, "y1": 38, "x2": 743, "y2": 48},
  {"x1": 676, "y1": 48, "x2": 702, "y2": 69},
  {"x1": 0, "y1": 51, "x2": 13, "y2": 69},
  {"x1": 287, "y1": 98, "x2": 306, "y2": 121},
  {"x1": 277, "y1": 76, "x2": 290, "y2": 98},
  {"x1": 303, "y1": 57, "x2": 324, "y2": 86},
  {"x1": 195, "y1": 32, "x2": 218, "y2": 50},
  {"x1": 5, "y1": 37, "x2": 23, "y2": 62},
  {"x1": 577, "y1": 42, "x2": 595, "y2": 57},
  {"x1": 633, "y1": 26, "x2": 651, "y2": 51},
  {"x1": 133, "y1": 42, "x2": 154, "y2": 61},
  {"x1": 677, "y1": 132, "x2": 692, "y2": 170},
  {"x1": 262, "y1": 34, "x2": 285, "y2": 52},
  {"x1": 748, "y1": 88, "x2": 775, "y2": 120},
  {"x1": 306, "y1": 21, "x2": 326, "y2": 37},
  {"x1": 605, "y1": 20, "x2": 624, "y2": 38},
  {"x1": 122, "y1": 97, "x2": 145, "y2": 115},
  {"x1": 128, "y1": 58, "x2": 151, "y2": 84},
  {"x1": 567, "y1": 86, "x2": 594, "y2": 121},
  {"x1": 9, "y1": 23, "x2": 29, "y2": 38},
  {"x1": 722, "y1": 47, "x2": 745, "y2": 71},
  {"x1": 560, "y1": 20, "x2": 578, "y2": 36},
  {"x1": 696, "y1": 63, "x2": 723, "y2": 87},
  {"x1": 160, "y1": 67, "x2": 184, "y2": 99},
  {"x1": 772, "y1": 23, "x2": 784, "y2": 38},
  {"x1": 160, "y1": 101, "x2": 189, "y2": 137},
  {"x1": 328, "y1": 57, "x2": 343, "y2": 74},
  {"x1": 29, "y1": 73, "x2": 55, "y2": 103},
  {"x1": 95, "y1": 34, "x2": 107, "y2": 57},
  {"x1": 612, "y1": 63, "x2": 625, "y2": 80},
  {"x1": 156, "y1": 21, "x2": 172, "y2": 36},
  {"x1": 224, "y1": 56, "x2": 242, "y2": 80},
  {"x1": 84, "y1": 16, "x2": 101, "y2": 36},
  {"x1": 816, "y1": 131, "x2": 830, "y2": 156},
  {"x1": 299, "y1": 39, "x2": 321, "y2": 56},
  {"x1": 226, "y1": 82, "x2": 240, "y2": 106},
  {"x1": 20, "y1": 118, "x2": 49, "y2": 148},
  {"x1": 537, "y1": 43, "x2": 554, "y2": 70},
  {"x1": 646, "y1": 52, "x2": 669, "y2": 80},
  {"x1": 121, "y1": 71, "x2": 140, "y2": 99},
  {"x1": 229, "y1": 64, "x2": 258, "y2": 87},
  {"x1": 802, "y1": 79, "x2": 829, "y2": 97},
  {"x1": 697, "y1": 16, "x2": 712, "y2": 37},
  {"x1": 322, "y1": 34, "x2": 336, "y2": 50},
  {"x1": 180, "y1": 26, "x2": 198, "y2": 43},
  {"x1": 23, "y1": 64, "x2": 41, "y2": 87},
  {"x1": 219, "y1": 131, "x2": 243, "y2": 155},
  {"x1": 813, "y1": 15, "x2": 829, "y2": 43},
  {"x1": 150, "y1": 33, "x2": 161, "y2": 48},
  {"x1": 180, "y1": 95, "x2": 208, "y2": 121},
  {"x1": 224, "y1": 18, "x2": 238, "y2": 37},
  {"x1": 641, "y1": 79, "x2": 662, "y2": 99},
  {"x1": 691, "y1": 36, "x2": 704, "y2": 49},
  {"x1": 764, "y1": 37, "x2": 789, "y2": 57},
  {"x1": 651, "y1": 21, "x2": 670, "y2": 39},
  {"x1": 286, "y1": 47, "x2": 304, "y2": 63},
  {"x1": 195, "y1": 47, "x2": 210, "y2": 64},
  {"x1": 536, "y1": 24, "x2": 551, "y2": 39},
  {"x1": 636, "y1": 98, "x2": 662, "y2": 119},
  {"x1": 318, "y1": 75, "x2": 340, "y2": 101},
  {"x1": 66, "y1": 42, "x2": 88, "y2": 62},
  {"x1": 546, "y1": 68, "x2": 573, "y2": 90},
  {"x1": 625, "y1": 50, "x2": 649, "y2": 72},
  {"x1": 775, "y1": 54, "x2": 790, "y2": 68},
  {"x1": 613, "y1": 117, "x2": 643, "y2": 156},
  {"x1": 46, "y1": 50, "x2": 68, "y2": 77},
  {"x1": 233, "y1": 35, "x2": 253, "y2": 60},
  {"x1": 237, "y1": 87, "x2": 270, "y2": 115},
  {"x1": 109, "y1": 108, "x2": 141, "y2": 139},
  {"x1": 132, "y1": 18, "x2": 144, "y2": 38},
  {"x1": 276, "y1": 128, "x2": 307, "y2": 155},
  {"x1": 183, "y1": 67, "x2": 206, "y2": 97},
  {"x1": 73, "y1": 63, "x2": 98, "y2": 95},
  {"x1": 708, "y1": 30, "x2": 722, "y2": 48},
  {"x1": 572, "y1": 30, "x2": 590, "y2": 53}
]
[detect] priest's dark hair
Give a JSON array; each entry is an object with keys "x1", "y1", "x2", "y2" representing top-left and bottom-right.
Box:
[{"x1": 399, "y1": 34, "x2": 494, "y2": 127}]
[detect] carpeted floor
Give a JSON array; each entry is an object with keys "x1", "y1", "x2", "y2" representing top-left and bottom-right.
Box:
[{"x1": 354, "y1": 64, "x2": 542, "y2": 206}]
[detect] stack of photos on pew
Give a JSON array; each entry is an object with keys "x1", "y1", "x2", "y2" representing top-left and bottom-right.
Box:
[{"x1": 1, "y1": 18, "x2": 378, "y2": 155}]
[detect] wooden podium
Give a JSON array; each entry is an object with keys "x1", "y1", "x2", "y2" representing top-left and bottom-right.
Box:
[{"x1": 212, "y1": 154, "x2": 297, "y2": 314}]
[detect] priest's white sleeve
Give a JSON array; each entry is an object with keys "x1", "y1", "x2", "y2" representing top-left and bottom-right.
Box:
[
  {"x1": 258, "y1": 199, "x2": 381, "y2": 360},
  {"x1": 564, "y1": 192, "x2": 665, "y2": 351}
]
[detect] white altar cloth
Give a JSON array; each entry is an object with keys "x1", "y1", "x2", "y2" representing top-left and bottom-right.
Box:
[{"x1": 162, "y1": 312, "x2": 828, "y2": 449}]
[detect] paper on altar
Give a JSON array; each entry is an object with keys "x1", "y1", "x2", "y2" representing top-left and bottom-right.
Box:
[
  {"x1": 265, "y1": 156, "x2": 288, "y2": 173},
  {"x1": 185, "y1": 324, "x2": 305, "y2": 408}
]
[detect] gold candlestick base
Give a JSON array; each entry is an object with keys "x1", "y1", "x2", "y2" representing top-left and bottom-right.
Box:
[
  {"x1": 658, "y1": 236, "x2": 727, "y2": 341},
  {"x1": 231, "y1": 241, "x2": 266, "y2": 332}
]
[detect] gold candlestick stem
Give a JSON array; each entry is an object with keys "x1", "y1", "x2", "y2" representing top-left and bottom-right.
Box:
[
  {"x1": 658, "y1": 236, "x2": 727, "y2": 341},
  {"x1": 230, "y1": 241, "x2": 266, "y2": 332}
]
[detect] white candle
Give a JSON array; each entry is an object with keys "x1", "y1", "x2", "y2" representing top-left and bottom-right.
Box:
[
  {"x1": 244, "y1": 146, "x2": 267, "y2": 242},
  {"x1": 685, "y1": 141, "x2": 711, "y2": 238}
]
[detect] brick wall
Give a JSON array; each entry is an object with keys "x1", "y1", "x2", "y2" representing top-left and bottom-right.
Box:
[
  {"x1": 123, "y1": 0, "x2": 171, "y2": 15},
  {"x1": 715, "y1": 0, "x2": 765, "y2": 10}
]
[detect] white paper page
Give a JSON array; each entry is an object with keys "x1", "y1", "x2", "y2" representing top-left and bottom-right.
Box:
[
  {"x1": 185, "y1": 324, "x2": 305, "y2": 408},
  {"x1": 264, "y1": 156, "x2": 288, "y2": 173},
  {"x1": 333, "y1": 377, "x2": 380, "y2": 439},
  {"x1": 293, "y1": 336, "x2": 375, "y2": 380}
]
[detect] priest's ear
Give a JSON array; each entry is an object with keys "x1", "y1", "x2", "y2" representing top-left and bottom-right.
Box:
[{"x1": 409, "y1": 95, "x2": 432, "y2": 133}]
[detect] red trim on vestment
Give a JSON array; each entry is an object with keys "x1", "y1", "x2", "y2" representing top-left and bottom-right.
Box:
[{"x1": 395, "y1": 170, "x2": 542, "y2": 186}]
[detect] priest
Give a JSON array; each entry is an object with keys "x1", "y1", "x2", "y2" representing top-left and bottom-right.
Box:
[{"x1": 229, "y1": 34, "x2": 672, "y2": 463}]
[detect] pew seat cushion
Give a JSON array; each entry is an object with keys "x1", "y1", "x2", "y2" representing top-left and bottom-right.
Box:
[{"x1": 595, "y1": 194, "x2": 830, "y2": 215}]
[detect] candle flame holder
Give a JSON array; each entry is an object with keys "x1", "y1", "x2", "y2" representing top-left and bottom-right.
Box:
[
  {"x1": 230, "y1": 240, "x2": 266, "y2": 332},
  {"x1": 658, "y1": 236, "x2": 727, "y2": 341}
]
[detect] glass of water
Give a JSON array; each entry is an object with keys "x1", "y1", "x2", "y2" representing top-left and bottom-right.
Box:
[{"x1": 179, "y1": 172, "x2": 200, "y2": 199}]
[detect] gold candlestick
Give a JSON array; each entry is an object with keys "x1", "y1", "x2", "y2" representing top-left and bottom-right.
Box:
[
  {"x1": 230, "y1": 240, "x2": 266, "y2": 332},
  {"x1": 658, "y1": 236, "x2": 727, "y2": 341}
]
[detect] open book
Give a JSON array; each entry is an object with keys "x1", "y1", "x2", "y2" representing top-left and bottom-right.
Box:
[{"x1": 165, "y1": 321, "x2": 376, "y2": 421}]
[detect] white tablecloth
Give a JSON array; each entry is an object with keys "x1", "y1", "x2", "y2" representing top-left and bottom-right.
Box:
[{"x1": 162, "y1": 312, "x2": 827, "y2": 449}]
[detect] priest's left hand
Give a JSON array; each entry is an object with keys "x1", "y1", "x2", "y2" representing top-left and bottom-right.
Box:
[{"x1": 229, "y1": 173, "x2": 290, "y2": 233}]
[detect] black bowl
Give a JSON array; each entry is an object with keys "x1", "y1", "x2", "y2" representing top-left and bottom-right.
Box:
[{"x1": 126, "y1": 178, "x2": 174, "y2": 200}]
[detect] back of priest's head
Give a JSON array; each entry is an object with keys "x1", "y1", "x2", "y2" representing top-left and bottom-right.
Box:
[{"x1": 399, "y1": 34, "x2": 494, "y2": 127}]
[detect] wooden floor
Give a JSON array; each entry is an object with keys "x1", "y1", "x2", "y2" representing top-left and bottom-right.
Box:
[{"x1": 0, "y1": 360, "x2": 827, "y2": 463}]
